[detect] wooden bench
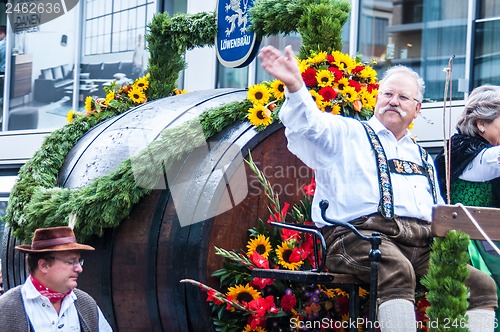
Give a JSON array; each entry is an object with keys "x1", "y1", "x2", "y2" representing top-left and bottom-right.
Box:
[{"x1": 252, "y1": 203, "x2": 500, "y2": 332}]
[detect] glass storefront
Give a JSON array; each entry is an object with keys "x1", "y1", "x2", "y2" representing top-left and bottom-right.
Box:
[{"x1": 357, "y1": 0, "x2": 468, "y2": 102}]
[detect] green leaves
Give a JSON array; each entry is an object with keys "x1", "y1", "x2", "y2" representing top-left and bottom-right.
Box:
[{"x1": 421, "y1": 230, "x2": 470, "y2": 332}]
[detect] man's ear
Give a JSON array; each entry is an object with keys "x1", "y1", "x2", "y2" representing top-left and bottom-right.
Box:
[{"x1": 414, "y1": 103, "x2": 422, "y2": 119}]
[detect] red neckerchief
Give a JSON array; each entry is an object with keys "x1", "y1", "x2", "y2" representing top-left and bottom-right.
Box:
[{"x1": 30, "y1": 275, "x2": 71, "y2": 303}]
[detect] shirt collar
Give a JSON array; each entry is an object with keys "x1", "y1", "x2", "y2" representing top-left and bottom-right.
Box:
[{"x1": 367, "y1": 116, "x2": 413, "y2": 141}]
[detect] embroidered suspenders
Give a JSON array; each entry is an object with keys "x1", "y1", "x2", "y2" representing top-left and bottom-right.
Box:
[
  {"x1": 361, "y1": 122, "x2": 394, "y2": 219},
  {"x1": 361, "y1": 122, "x2": 438, "y2": 219}
]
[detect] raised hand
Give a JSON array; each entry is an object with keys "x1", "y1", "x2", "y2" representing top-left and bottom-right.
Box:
[{"x1": 258, "y1": 45, "x2": 304, "y2": 93}]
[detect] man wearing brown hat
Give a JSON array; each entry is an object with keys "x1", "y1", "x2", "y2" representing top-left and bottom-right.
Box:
[{"x1": 0, "y1": 226, "x2": 112, "y2": 331}]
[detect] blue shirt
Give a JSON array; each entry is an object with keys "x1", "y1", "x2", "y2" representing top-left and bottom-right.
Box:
[{"x1": 0, "y1": 38, "x2": 6, "y2": 72}]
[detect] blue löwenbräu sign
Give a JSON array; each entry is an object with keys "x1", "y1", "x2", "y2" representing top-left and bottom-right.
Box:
[{"x1": 216, "y1": 0, "x2": 261, "y2": 68}]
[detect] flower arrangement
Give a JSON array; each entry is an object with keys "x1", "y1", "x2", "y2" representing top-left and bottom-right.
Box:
[
  {"x1": 65, "y1": 74, "x2": 188, "y2": 123},
  {"x1": 246, "y1": 50, "x2": 379, "y2": 129},
  {"x1": 183, "y1": 154, "x2": 431, "y2": 332}
]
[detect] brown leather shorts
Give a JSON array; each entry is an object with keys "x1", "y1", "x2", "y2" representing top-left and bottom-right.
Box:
[{"x1": 323, "y1": 214, "x2": 498, "y2": 308}]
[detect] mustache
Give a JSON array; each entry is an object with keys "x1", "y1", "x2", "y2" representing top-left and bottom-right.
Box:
[{"x1": 378, "y1": 105, "x2": 406, "y2": 117}]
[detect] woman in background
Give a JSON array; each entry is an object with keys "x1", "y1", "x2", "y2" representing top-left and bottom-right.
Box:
[{"x1": 435, "y1": 84, "x2": 500, "y2": 329}]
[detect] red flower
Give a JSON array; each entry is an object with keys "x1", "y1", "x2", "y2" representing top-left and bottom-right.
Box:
[
  {"x1": 206, "y1": 289, "x2": 223, "y2": 305},
  {"x1": 348, "y1": 79, "x2": 362, "y2": 92},
  {"x1": 280, "y1": 294, "x2": 297, "y2": 312},
  {"x1": 327, "y1": 54, "x2": 335, "y2": 63},
  {"x1": 351, "y1": 65, "x2": 365, "y2": 74},
  {"x1": 303, "y1": 177, "x2": 316, "y2": 196},
  {"x1": 250, "y1": 277, "x2": 274, "y2": 289},
  {"x1": 267, "y1": 202, "x2": 290, "y2": 223},
  {"x1": 318, "y1": 86, "x2": 337, "y2": 101},
  {"x1": 281, "y1": 228, "x2": 301, "y2": 242},
  {"x1": 328, "y1": 67, "x2": 343, "y2": 81},
  {"x1": 367, "y1": 83, "x2": 379, "y2": 93},
  {"x1": 302, "y1": 68, "x2": 318, "y2": 87},
  {"x1": 250, "y1": 251, "x2": 269, "y2": 268}
]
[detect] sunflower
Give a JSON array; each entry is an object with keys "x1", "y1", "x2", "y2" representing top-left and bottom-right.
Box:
[
  {"x1": 226, "y1": 284, "x2": 261, "y2": 304},
  {"x1": 341, "y1": 85, "x2": 359, "y2": 103},
  {"x1": 247, "y1": 105, "x2": 272, "y2": 127},
  {"x1": 316, "y1": 69, "x2": 334, "y2": 88},
  {"x1": 66, "y1": 109, "x2": 75, "y2": 123},
  {"x1": 134, "y1": 76, "x2": 149, "y2": 90},
  {"x1": 243, "y1": 325, "x2": 268, "y2": 332},
  {"x1": 270, "y1": 80, "x2": 285, "y2": 100},
  {"x1": 105, "y1": 90, "x2": 115, "y2": 105},
  {"x1": 335, "y1": 77, "x2": 350, "y2": 91},
  {"x1": 309, "y1": 90, "x2": 324, "y2": 109},
  {"x1": 331, "y1": 50, "x2": 356, "y2": 72},
  {"x1": 359, "y1": 90, "x2": 376, "y2": 110},
  {"x1": 84, "y1": 96, "x2": 93, "y2": 113},
  {"x1": 247, "y1": 83, "x2": 270, "y2": 105},
  {"x1": 128, "y1": 86, "x2": 147, "y2": 104},
  {"x1": 331, "y1": 103, "x2": 341, "y2": 115},
  {"x1": 310, "y1": 51, "x2": 327, "y2": 65},
  {"x1": 359, "y1": 66, "x2": 378, "y2": 84},
  {"x1": 299, "y1": 59, "x2": 309, "y2": 74},
  {"x1": 276, "y1": 241, "x2": 304, "y2": 270},
  {"x1": 246, "y1": 234, "x2": 272, "y2": 259}
]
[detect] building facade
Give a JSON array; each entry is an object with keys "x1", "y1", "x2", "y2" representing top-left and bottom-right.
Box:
[{"x1": 0, "y1": 0, "x2": 498, "y2": 223}]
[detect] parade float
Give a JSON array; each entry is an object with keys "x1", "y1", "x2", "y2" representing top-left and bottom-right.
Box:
[{"x1": 1, "y1": 0, "x2": 470, "y2": 331}]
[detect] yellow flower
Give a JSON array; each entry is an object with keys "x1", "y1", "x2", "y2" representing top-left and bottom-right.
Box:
[
  {"x1": 408, "y1": 122, "x2": 415, "y2": 130},
  {"x1": 105, "y1": 90, "x2": 115, "y2": 105},
  {"x1": 270, "y1": 80, "x2": 285, "y2": 100},
  {"x1": 174, "y1": 88, "x2": 187, "y2": 95},
  {"x1": 316, "y1": 69, "x2": 334, "y2": 88},
  {"x1": 247, "y1": 83, "x2": 270, "y2": 105},
  {"x1": 341, "y1": 86, "x2": 358, "y2": 103},
  {"x1": 66, "y1": 109, "x2": 75, "y2": 123},
  {"x1": 359, "y1": 66, "x2": 378, "y2": 84},
  {"x1": 128, "y1": 86, "x2": 147, "y2": 104},
  {"x1": 246, "y1": 234, "x2": 272, "y2": 259},
  {"x1": 332, "y1": 50, "x2": 356, "y2": 72},
  {"x1": 243, "y1": 325, "x2": 268, "y2": 332},
  {"x1": 226, "y1": 284, "x2": 261, "y2": 304},
  {"x1": 247, "y1": 105, "x2": 272, "y2": 127},
  {"x1": 331, "y1": 103, "x2": 341, "y2": 115},
  {"x1": 84, "y1": 96, "x2": 93, "y2": 113},
  {"x1": 309, "y1": 90, "x2": 324, "y2": 109},
  {"x1": 359, "y1": 90, "x2": 376, "y2": 110},
  {"x1": 336, "y1": 77, "x2": 350, "y2": 91},
  {"x1": 134, "y1": 76, "x2": 149, "y2": 90},
  {"x1": 359, "y1": 287, "x2": 369, "y2": 298},
  {"x1": 276, "y1": 241, "x2": 304, "y2": 270},
  {"x1": 299, "y1": 59, "x2": 309, "y2": 74},
  {"x1": 310, "y1": 51, "x2": 327, "y2": 64}
]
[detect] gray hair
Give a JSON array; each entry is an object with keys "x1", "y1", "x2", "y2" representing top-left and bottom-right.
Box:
[
  {"x1": 380, "y1": 65, "x2": 425, "y2": 102},
  {"x1": 456, "y1": 84, "x2": 500, "y2": 136}
]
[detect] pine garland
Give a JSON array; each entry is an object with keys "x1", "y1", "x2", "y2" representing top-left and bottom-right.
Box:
[
  {"x1": 421, "y1": 230, "x2": 470, "y2": 332},
  {"x1": 250, "y1": 0, "x2": 351, "y2": 59}
]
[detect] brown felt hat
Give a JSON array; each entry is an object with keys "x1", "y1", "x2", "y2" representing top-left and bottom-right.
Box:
[{"x1": 15, "y1": 226, "x2": 95, "y2": 253}]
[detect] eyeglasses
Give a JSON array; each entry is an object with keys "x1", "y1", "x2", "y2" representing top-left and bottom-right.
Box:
[
  {"x1": 379, "y1": 91, "x2": 420, "y2": 104},
  {"x1": 48, "y1": 256, "x2": 84, "y2": 268}
]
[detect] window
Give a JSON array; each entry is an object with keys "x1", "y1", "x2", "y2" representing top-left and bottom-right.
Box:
[
  {"x1": 84, "y1": 0, "x2": 156, "y2": 56},
  {"x1": 358, "y1": 0, "x2": 468, "y2": 102}
]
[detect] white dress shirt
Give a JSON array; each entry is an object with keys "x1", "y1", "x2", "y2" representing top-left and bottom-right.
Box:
[
  {"x1": 460, "y1": 146, "x2": 500, "y2": 181},
  {"x1": 279, "y1": 86, "x2": 444, "y2": 227},
  {"x1": 21, "y1": 277, "x2": 113, "y2": 332}
]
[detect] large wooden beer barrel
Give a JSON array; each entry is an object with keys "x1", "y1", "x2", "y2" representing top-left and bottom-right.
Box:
[{"x1": 1, "y1": 89, "x2": 312, "y2": 331}]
